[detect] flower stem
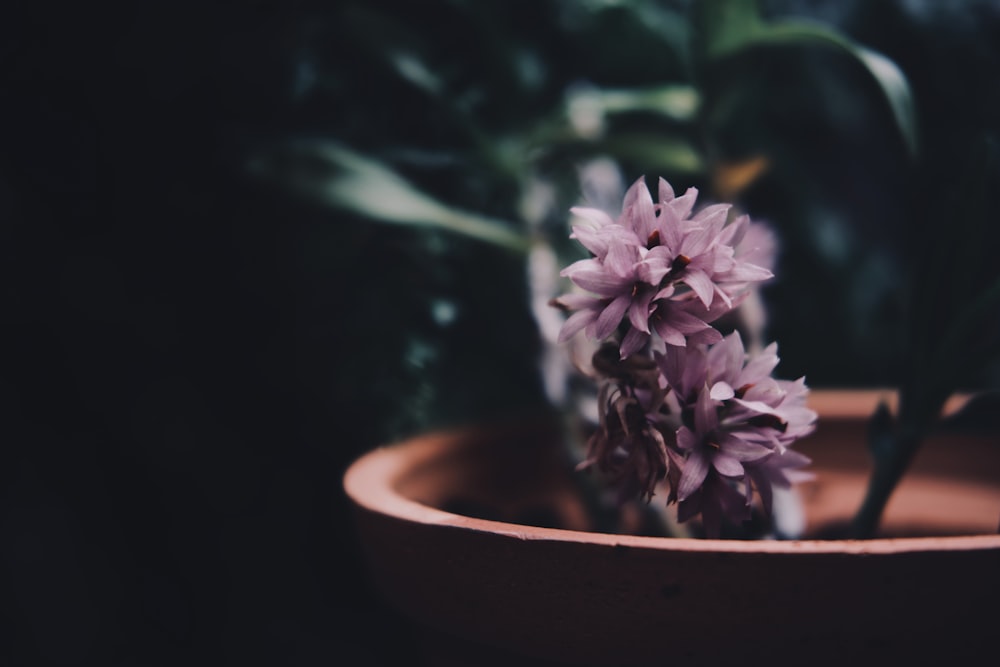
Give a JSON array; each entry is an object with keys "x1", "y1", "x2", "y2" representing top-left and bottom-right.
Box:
[
  {"x1": 849, "y1": 429, "x2": 923, "y2": 539},
  {"x1": 850, "y1": 388, "x2": 946, "y2": 539}
]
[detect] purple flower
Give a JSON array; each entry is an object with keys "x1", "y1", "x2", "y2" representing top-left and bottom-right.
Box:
[
  {"x1": 619, "y1": 290, "x2": 733, "y2": 358},
  {"x1": 675, "y1": 470, "x2": 753, "y2": 539},
  {"x1": 555, "y1": 174, "x2": 814, "y2": 536},
  {"x1": 702, "y1": 332, "x2": 818, "y2": 445},
  {"x1": 558, "y1": 233, "x2": 658, "y2": 343},
  {"x1": 703, "y1": 331, "x2": 780, "y2": 401},
  {"x1": 731, "y1": 219, "x2": 778, "y2": 275},
  {"x1": 709, "y1": 215, "x2": 777, "y2": 302},
  {"x1": 659, "y1": 332, "x2": 816, "y2": 535},
  {"x1": 556, "y1": 177, "x2": 773, "y2": 357},
  {"x1": 744, "y1": 447, "x2": 814, "y2": 517},
  {"x1": 674, "y1": 388, "x2": 774, "y2": 535}
]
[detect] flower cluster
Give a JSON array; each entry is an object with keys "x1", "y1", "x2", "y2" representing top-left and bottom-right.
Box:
[{"x1": 554, "y1": 177, "x2": 815, "y2": 537}]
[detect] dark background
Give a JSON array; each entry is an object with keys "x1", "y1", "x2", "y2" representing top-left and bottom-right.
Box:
[{"x1": 3, "y1": 1, "x2": 999, "y2": 665}]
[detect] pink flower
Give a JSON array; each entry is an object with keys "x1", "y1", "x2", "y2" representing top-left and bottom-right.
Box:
[
  {"x1": 556, "y1": 174, "x2": 813, "y2": 537},
  {"x1": 558, "y1": 233, "x2": 659, "y2": 342},
  {"x1": 659, "y1": 333, "x2": 816, "y2": 536},
  {"x1": 556, "y1": 177, "x2": 772, "y2": 358},
  {"x1": 674, "y1": 388, "x2": 775, "y2": 536}
]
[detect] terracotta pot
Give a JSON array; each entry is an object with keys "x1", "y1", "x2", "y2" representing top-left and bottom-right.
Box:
[{"x1": 344, "y1": 390, "x2": 1000, "y2": 666}]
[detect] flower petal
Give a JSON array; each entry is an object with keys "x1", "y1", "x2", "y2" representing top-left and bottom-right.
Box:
[
  {"x1": 677, "y1": 449, "x2": 710, "y2": 501},
  {"x1": 718, "y1": 433, "x2": 773, "y2": 461},
  {"x1": 708, "y1": 331, "x2": 744, "y2": 384},
  {"x1": 628, "y1": 289, "x2": 654, "y2": 333},
  {"x1": 710, "y1": 381, "x2": 735, "y2": 401},
  {"x1": 694, "y1": 385, "x2": 718, "y2": 433},
  {"x1": 569, "y1": 225, "x2": 611, "y2": 258},
  {"x1": 737, "y1": 342, "x2": 780, "y2": 386},
  {"x1": 622, "y1": 176, "x2": 646, "y2": 211},
  {"x1": 669, "y1": 187, "x2": 698, "y2": 220},
  {"x1": 682, "y1": 270, "x2": 716, "y2": 308},
  {"x1": 595, "y1": 293, "x2": 631, "y2": 339},
  {"x1": 712, "y1": 453, "x2": 744, "y2": 477},
  {"x1": 653, "y1": 203, "x2": 684, "y2": 252},
  {"x1": 653, "y1": 319, "x2": 687, "y2": 347},
  {"x1": 557, "y1": 308, "x2": 598, "y2": 342},
  {"x1": 569, "y1": 206, "x2": 615, "y2": 229},
  {"x1": 657, "y1": 177, "x2": 675, "y2": 203},
  {"x1": 629, "y1": 180, "x2": 657, "y2": 240},
  {"x1": 720, "y1": 261, "x2": 774, "y2": 283},
  {"x1": 687, "y1": 327, "x2": 723, "y2": 346},
  {"x1": 559, "y1": 256, "x2": 599, "y2": 277},
  {"x1": 691, "y1": 203, "x2": 730, "y2": 227},
  {"x1": 732, "y1": 397, "x2": 783, "y2": 417},
  {"x1": 619, "y1": 327, "x2": 648, "y2": 358},
  {"x1": 569, "y1": 268, "x2": 631, "y2": 296},
  {"x1": 605, "y1": 237, "x2": 638, "y2": 277},
  {"x1": 554, "y1": 292, "x2": 601, "y2": 311},
  {"x1": 676, "y1": 425, "x2": 698, "y2": 452},
  {"x1": 637, "y1": 248, "x2": 672, "y2": 284},
  {"x1": 718, "y1": 214, "x2": 748, "y2": 246}
]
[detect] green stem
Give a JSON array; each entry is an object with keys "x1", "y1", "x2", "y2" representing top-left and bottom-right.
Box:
[{"x1": 849, "y1": 429, "x2": 923, "y2": 539}]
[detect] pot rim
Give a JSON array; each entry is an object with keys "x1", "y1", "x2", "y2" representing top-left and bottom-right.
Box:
[{"x1": 344, "y1": 389, "x2": 1000, "y2": 555}]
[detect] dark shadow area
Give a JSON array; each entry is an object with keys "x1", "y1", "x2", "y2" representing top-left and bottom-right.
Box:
[{"x1": 0, "y1": 2, "x2": 457, "y2": 665}]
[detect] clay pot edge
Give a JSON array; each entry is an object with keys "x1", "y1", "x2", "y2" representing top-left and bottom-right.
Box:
[{"x1": 343, "y1": 389, "x2": 1000, "y2": 556}]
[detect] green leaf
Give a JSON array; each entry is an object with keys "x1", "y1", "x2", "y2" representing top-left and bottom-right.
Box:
[
  {"x1": 250, "y1": 144, "x2": 530, "y2": 253},
  {"x1": 702, "y1": 2, "x2": 919, "y2": 158},
  {"x1": 561, "y1": 84, "x2": 700, "y2": 142},
  {"x1": 590, "y1": 134, "x2": 705, "y2": 175},
  {"x1": 597, "y1": 85, "x2": 700, "y2": 121},
  {"x1": 700, "y1": 0, "x2": 765, "y2": 59}
]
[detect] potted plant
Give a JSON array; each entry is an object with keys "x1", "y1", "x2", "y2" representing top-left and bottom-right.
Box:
[
  {"x1": 343, "y1": 175, "x2": 1000, "y2": 665},
  {"x1": 250, "y1": 1, "x2": 1000, "y2": 663}
]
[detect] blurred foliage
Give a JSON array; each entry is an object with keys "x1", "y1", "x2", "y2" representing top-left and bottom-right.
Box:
[{"x1": 247, "y1": 0, "x2": 1000, "y2": 445}]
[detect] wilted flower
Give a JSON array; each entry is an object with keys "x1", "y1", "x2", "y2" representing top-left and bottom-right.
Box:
[{"x1": 577, "y1": 346, "x2": 670, "y2": 503}]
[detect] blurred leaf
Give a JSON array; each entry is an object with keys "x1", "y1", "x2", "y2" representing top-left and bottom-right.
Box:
[
  {"x1": 574, "y1": 0, "x2": 693, "y2": 71},
  {"x1": 388, "y1": 50, "x2": 444, "y2": 96},
  {"x1": 619, "y1": 0, "x2": 694, "y2": 70},
  {"x1": 589, "y1": 134, "x2": 704, "y2": 175},
  {"x1": 597, "y1": 85, "x2": 700, "y2": 121},
  {"x1": 251, "y1": 144, "x2": 530, "y2": 252},
  {"x1": 561, "y1": 84, "x2": 699, "y2": 141},
  {"x1": 700, "y1": 0, "x2": 765, "y2": 58},
  {"x1": 702, "y1": 1, "x2": 918, "y2": 158}
]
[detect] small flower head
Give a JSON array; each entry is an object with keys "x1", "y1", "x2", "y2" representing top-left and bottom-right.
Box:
[
  {"x1": 665, "y1": 333, "x2": 816, "y2": 536},
  {"x1": 556, "y1": 177, "x2": 773, "y2": 358}
]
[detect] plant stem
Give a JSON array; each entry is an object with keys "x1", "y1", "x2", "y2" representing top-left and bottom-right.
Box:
[{"x1": 849, "y1": 429, "x2": 923, "y2": 539}]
